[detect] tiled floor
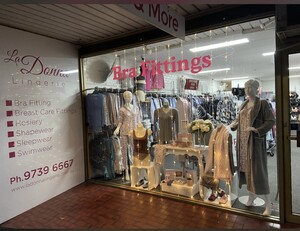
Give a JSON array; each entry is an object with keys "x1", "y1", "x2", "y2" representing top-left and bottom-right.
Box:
[{"x1": 1, "y1": 181, "x2": 300, "y2": 229}]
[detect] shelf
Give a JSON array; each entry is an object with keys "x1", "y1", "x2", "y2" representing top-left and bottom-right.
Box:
[{"x1": 161, "y1": 181, "x2": 199, "y2": 198}]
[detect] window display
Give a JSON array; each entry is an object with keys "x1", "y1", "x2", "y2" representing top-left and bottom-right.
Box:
[
  {"x1": 230, "y1": 79, "x2": 276, "y2": 216},
  {"x1": 82, "y1": 19, "x2": 279, "y2": 218}
]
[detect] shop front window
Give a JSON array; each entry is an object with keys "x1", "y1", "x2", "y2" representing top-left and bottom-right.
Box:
[{"x1": 82, "y1": 17, "x2": 278, "y2": 218}]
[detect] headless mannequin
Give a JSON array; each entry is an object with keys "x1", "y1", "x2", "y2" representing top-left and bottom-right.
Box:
[
  {"x1": 135, "y1": 67, "x2": 146, "y2": 102},
  {"x1": 129, "y1": 122, "x2": 152, "y2": 183},
  {"x1": 230, "y1": 79, "x2": 274, "y2": 216},
  {"x1": 129, "y1": 122, "x2": 152, "y2": 137},
  {"x1": 153, "y1": 99, "x2": 179, "y2": 144}
]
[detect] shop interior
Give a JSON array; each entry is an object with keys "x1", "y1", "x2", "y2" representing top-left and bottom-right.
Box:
[{"x1": 81, "y1": 17, "x2": 300, "y2": 218}]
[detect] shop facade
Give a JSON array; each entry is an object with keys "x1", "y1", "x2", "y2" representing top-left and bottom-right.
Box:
[
  {"x1": 80, "y1": 5, "x2": 300, "y2": 224},
  {"x1": 0, "y1": 4, "x2": 300, "y2": 226}
]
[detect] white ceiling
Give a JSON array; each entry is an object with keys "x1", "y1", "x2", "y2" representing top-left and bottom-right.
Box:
[
  {"x1": 0, "y1": 4, "x2": 225, "y2": 46},
  {"x1": 109, "y1": 17, "x2": 277, "y2": 82},
  {"x1": 0, "y1": 4, "x2": 283, "y2": 83}
]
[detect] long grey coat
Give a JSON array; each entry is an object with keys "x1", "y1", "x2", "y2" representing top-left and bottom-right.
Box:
[{"x1": 231, "y1": 97, "x2": 275, "y2": 195}]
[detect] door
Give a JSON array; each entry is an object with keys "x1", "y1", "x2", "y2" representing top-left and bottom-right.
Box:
[{"x1": 281, "y1": 46, "x2": 300, "y2": 224}]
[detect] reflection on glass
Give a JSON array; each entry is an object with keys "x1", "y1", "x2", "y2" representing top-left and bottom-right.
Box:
[
  {"x1": 82, "y1": 17, "x2": 278, "y2": 218},
  {"x1": 289, "y1": 54, "x2": 300, "y2": 215}
]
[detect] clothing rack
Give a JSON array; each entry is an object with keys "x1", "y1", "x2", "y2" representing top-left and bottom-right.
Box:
[{"x1": 82, "y1": 87, "x2": 131, "y2": 94}]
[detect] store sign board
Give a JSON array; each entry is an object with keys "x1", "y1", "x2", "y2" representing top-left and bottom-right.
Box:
[
  {"x1": 120, "y1": 4, "x2": 185, "y2": 39},
  {"x1": 113, "y1": 55, "x2": 212, "y2": 80},
  {"x1": 0, "y1": 25, "x2": 85, "y2": 223}
]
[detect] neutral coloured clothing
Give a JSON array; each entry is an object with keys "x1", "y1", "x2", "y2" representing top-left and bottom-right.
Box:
[
  {"x1": 238, "y1": 105, "x2": 253, "y2": 172},
  {"x1": 153, "y1": 107, "x2": 179, "y2": 143},
  {"x1": 176, "y1": 97, "x2": 192, "y2": 133},
  {"x1": 231, "y1": 97, "x2": 275, "y2": 195},
  {"x1": 205, "y1": 124, "x2": 234, "y2": 181},
  {"x1": 120, "y1": 135, "x2": 133, "y2": 168},
  {"x1": 117, "y1": 106, "x2": 141, "y2": 136}
]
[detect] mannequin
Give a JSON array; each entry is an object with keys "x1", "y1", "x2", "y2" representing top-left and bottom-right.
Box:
[
  {"x1": 179, "y1": 75, "x2": 186, "y2": 93},
  {"x1": 230, "y1": 79, "x2": 275, "y2": 216},
  {"x1": 134, "y1": 67, "x2": 146, "y2": 102},
  {"x1": 114, "y1": 91, "x2": 141, "y2": 181},
  {"x1": 153, "y1": 100, "x2": 179, "y2": 144},
  {"x1": 129, "y1": 122, "x2": 152, "y2": 166},
  {"x1": 201, "y1": 124, "x2": 234, "y2": 202}
]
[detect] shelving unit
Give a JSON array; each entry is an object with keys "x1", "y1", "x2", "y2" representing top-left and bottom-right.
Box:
[
  {"x1": 130, "y1": 164, "x2": 160, "y2": 190},
  {"x1": 154, "y1": 144, "x2": 205, "y2": 198}
]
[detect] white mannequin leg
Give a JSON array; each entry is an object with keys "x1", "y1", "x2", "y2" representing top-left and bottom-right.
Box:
[
  {"x1": 246, "y1": 191, "x2": 257, "y2": 206},
  {"x1": 263, "y1": 194, "x2": 271, "y2": 216},
  {"x1": 200, "y1": 185, "x2": 204, "y2": 199},
  {"x1": 125, "y1": 168, "x2": 130, "y2": 181}
]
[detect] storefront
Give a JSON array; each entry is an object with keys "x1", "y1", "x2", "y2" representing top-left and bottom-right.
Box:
[
  {"x1": 1, "y1": 4, "x2": 300, "y2": 225},
  {"x1": 80, "y1": 4, "x2": 300, "y2": 223},
  {"x1": 81, "y1": 16, "x2": 284, "y2": 220}
]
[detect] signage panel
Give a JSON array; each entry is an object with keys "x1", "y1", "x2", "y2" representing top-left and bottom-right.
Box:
[
  {"x1": 0, "y1": 25, "x2": 85, "y2": 223},
  {"x1": 120, "y1": 4, "x2": 185, "y2": 39}
]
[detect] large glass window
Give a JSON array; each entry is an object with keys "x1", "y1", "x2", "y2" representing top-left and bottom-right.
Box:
[
  {"x1": 289, "y1": 53, "x2": 300, "y2": 215},
  {"x1": 82, "y1": 17, "x2": 278, "y2": 218}
]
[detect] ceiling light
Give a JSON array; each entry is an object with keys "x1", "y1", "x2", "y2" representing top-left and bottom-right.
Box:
[
  {"x1": 289, "y1": 66, "x2": 300, "y2": 70},
  {"x1": 222, "y1": 76, "x2": 249, "y2": 80},
  {"x1": 196, "y1": 67, "x2": 230, "y2": 75},
  {"x1": 290, "y1": 75, "x2": 300, "y2": 78},
  {"x1": 262, "y1": 52, "x2": 275, "y2": 56},
  {"x1": 189, "y1": 38, "x2": 249, "y2": 53},
  {"x1": 61, "y1": 69, "x2": 78, "y2": 74}
]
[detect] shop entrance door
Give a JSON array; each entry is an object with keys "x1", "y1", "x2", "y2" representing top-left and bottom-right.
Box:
[{"x1": 282, "y1": 47, "x2": 300, "y2": 224}]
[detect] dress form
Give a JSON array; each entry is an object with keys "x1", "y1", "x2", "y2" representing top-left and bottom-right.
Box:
[
  {"x1": 153, "y1": 99, "x2": 179, "y2": 143},
  {"x1": 135, "y1": 66, "x2": 146, "y2": 102},
  {"x1": 129, "y1": 122, "x2": 152, "y2": 137}
]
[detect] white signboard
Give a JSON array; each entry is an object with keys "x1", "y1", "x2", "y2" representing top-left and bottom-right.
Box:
[
  {"x1": 120, "y1": 4, "x2": 185, "y2": 39},
  {"x1": 0, "y1": 25, "x2": 85, "y2": 223}
]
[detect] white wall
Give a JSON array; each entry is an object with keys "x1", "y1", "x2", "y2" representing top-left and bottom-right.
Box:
[{"x1": 0, "y1": 25, "x2": 85, "y2": 223}]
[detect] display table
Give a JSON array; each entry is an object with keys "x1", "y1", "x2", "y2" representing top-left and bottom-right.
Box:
[
  {"x1": 154, "y1": 144, "x2": 206, "y2": 197},
  {"x1": 154, "y1": 144, "x2": 206, "y2": 175}
]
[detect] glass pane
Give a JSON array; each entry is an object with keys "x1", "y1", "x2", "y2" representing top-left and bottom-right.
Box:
[
  {"x1": 82, "y1": 17, "x2": 278, "y2": 217},
  {"x1": 289, "y1": 53, "x2": 300, "y2": 215}
]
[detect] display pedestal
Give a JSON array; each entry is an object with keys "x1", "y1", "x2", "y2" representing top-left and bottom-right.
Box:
[
  {"x1": 201, "y1": 187, "x2": 232, "y2": 208},
  {"x1": 161, "y1": 181, "x2": 199, "y2": 198},
  {"x1": 238, "y1": 196, "x2": 265, "y2": 206},
  {"x1": 130, "y1": 164, "x2": 160, "y2": 190}
]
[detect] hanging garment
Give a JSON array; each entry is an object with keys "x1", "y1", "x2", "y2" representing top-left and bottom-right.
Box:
[
  {"x1": 89, "y1": 134, "x2": 115, "y2": 179},
  {"x1": 204, "y1": 124, "x2": 234, "y2": 182},
  {"x1": 153, "y1": 107, "x2": 179, "y2": 143},
  {"x1": 85, "y1": 93, "x2": 105, "y2": 133},
  {"x1": 113, "y1": 136, "x2": 123, "y2": 174},
  {"x1": 151, "y1": 72, "x2": 165, "y2": 89}
]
